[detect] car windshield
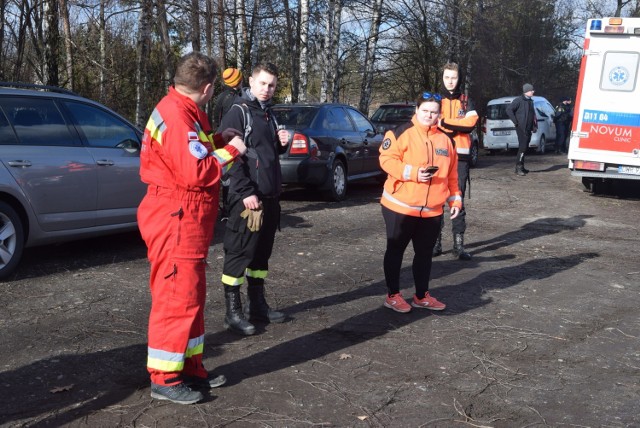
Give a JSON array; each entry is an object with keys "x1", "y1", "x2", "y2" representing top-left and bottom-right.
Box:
[
  {"x1": 371, "y1": 105, "x2": 415, "y2": 123},
  {"x1": 271, "y1": 106, "x2": 319, "y2": 128}
]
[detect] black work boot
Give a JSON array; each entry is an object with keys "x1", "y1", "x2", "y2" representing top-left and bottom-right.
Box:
[
  {"x1": 515, "y1": 164, "x2": 527, "y2": 176},
  {"x1": 245, "y1": 283, "x2": 286, "y2": 323},
  {"x1": 453, "y1": 233, "x2": 472, "y2": 261},
  {"x1": 432, "y1": 230, "x2": 443, "y2": 256},
  {"x1": 223, "y1": 286, "x2": 256, "y2": 335}
]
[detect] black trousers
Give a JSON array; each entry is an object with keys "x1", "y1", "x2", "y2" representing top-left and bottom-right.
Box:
[
  {"x1": 382, "y1": 206, "x2": 442, "y2": 298},
  {"x1": 222, "y1": 196, "x2": 280, "y2": 286},
  {"x1": 442, "y1": 160, "x2": 468, "y2": 235},
  {"x1": 515, "y1": 128, "x2": 532, "y2": 164},
  {"x1": 555, "y1": 123, "x2": 569, "y2": 152}
]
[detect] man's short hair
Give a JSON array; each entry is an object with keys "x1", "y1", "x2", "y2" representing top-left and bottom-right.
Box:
[
  {"x1": 443, "y1": 62, "x2": 459, "y2": 74},
  {"x1": 252, "y1": 62, "x2": 279, "y2": 78},
  {"x1": 173, "y1": 52, "x2": 218, "y2": 91}
]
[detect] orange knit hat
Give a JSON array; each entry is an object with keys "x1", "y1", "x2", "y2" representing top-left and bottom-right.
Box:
[{"x1": 222, "y1": 68, "x2": 243, "y2": 87}]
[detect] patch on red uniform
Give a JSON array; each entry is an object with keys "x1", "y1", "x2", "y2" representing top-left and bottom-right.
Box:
[
  {"x1": 382, "y1": 138, "x2": 392, "y2": 150},
  {"x1": 189, "y1": 140, "x2": 208, "y2": 159},
  {"x1": 187, "y1": 131, "x2": 199, "y2": 141}
]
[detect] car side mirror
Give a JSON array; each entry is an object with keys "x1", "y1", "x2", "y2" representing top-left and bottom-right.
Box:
[{"x1": 117, "y1": 139, "x2": 141, "y2": 154}]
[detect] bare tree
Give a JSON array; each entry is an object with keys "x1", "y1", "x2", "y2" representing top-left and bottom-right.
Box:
[
  {"x1": 191, "y1": 0, "x2": 201, "y2": 51},
  {"x1": 43, "y1": 0, "x2": 60, "y2": 85},
  {"x1": 156, "y1": 0, "x2": 173, "y2": 84},
  {"x1": 298, "y1": 0, "x2": 310, "y2": 101},
  {"x1": 136, "y1": 0, "x2": 153, "y2": 127},
  {"x1": 359, "y1": 0, "x2": 383, "y2": 113},
  {"x1": 58, "y1": 0, "x2": 73, "y2": 89},
  {"x1": 320, "y1": 0, "x2": 343, "y2": 102}
]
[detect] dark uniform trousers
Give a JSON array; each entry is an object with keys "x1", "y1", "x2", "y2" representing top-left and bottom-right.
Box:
[{"x1": 222, "y1": 196, "x2": 280, "y2": 285}]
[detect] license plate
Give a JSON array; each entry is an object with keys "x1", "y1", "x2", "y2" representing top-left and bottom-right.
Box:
[
  {"x1": 618, "y1": 165, "x2": 640, "y2": 175},
  {"x1": 493, "y1": 130, "x2": 511, "y2": 136}
]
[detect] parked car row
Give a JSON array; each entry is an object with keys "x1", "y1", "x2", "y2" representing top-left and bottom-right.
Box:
[
  {"x1": 0, "y1": 81, "x2": 556, "y2": 279},
  {"x1": 0, "y1": 82, "x2": 146, "y2": 279}
]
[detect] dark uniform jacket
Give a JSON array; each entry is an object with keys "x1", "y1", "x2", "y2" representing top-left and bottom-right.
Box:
[
  {"x1": 506, "y1": 95, "x2": 537, "y2": 133},
  {"x1": 218, "y1": 88, "x2": 287, "y2": 200}
]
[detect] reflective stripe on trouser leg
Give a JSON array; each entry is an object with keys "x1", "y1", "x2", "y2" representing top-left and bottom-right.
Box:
[{"x1": 147, "y1": 258, "x2": 207, "y2": 385}]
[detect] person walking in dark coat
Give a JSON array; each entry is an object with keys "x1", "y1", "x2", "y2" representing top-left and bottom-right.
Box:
[{"x1": 507, "y1": 83, "x2": 537, "y2": 176}]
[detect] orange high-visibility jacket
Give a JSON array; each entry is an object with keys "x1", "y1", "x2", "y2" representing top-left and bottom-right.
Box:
[
  {"x1": 440, "y1": 94, "x2": 478, "y2": 159},
  {"x1": 379, "y1": 116, "x2": 462, "y2": 218}
]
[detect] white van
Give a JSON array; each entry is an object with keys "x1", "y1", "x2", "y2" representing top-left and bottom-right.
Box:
[{"x1": 482, "y1": 96, "x2": 557, "y2": 154}]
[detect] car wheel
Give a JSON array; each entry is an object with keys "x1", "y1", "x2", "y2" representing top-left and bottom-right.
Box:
[
  {"x1": 326, "y1": 159, "x2": 347, "y2": 201},
  {"x1": 0, "y1": 201, "x2": 25, "y2": 280},
  {"x1": 469, "y1": 141, "x2": 479, "y2": 167},
  {"x1": 538, "y1": 135, "x2": 546, "y2": 154}
]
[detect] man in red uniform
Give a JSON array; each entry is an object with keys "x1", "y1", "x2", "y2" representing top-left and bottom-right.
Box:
[{"x1": 137, "y1": 52, "x2": 246, "y2": 405}]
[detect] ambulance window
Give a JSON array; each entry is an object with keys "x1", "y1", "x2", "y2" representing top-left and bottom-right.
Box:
[{"x1": 600, "y1": 51, "x2": 639, "y2": 92}]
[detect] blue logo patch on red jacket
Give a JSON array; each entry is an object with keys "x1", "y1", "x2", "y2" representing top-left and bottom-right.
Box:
[{"x1": 435, "y1": 148, "x2": 449, "y2": 157}]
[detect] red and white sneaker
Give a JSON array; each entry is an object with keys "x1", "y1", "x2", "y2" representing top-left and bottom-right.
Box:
[
  {"x1": 384, "y1": 293, "x2": 412, "y2": 313},
  {"x1": 411, "y1": 292, "x2": 446, "y2": 311}
]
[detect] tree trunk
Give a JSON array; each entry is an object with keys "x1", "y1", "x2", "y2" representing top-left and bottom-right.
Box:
[
  {"x1": 298, "y1": 0, "x2": 309, "y2": 102},
  {"x1": 0, "y1": 0, "x2": 5, "y2": 79},
  {"x1": 321, "y1": 0, "x2": 342, "y2": 103},
  {"x1": 135, "y1": 0, "x2": 153, "y2": 127},
  {"x1": 329, "y1": 0, "x2": 343, "y2": 102},
  {"x1": 191, "y1": 0, "x2": 201, "y2": 51},
  {"x1": 43, "y1": 0, "x2": 59, "y2": 86},
  {"x1": 359, "y1": 0, "x2": 383, "y2": 114},
  {"x1": 217, "y1": 0, "x2": 227, "y2": 65},
  {"x1": 58, "y1": 0, "x2": 73, "y2": 90},
  {"x1": 283, "y1": 0, "x2": 296, "y2": 101},
  {"x1": 156, "y1": 0, "x2": 173, "y2": 84},
  {"x1": 99, "y1": 0, "x2": 106, "y2": 101}
]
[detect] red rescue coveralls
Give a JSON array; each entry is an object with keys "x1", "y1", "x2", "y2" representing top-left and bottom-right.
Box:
[{"x1": 138, "y1": 86, "x2": 239, "y2": 386}]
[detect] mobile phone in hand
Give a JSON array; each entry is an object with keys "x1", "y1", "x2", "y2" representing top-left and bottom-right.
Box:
[{"x1": 426, "y1": 166, "x2": 439, "y2": 174}]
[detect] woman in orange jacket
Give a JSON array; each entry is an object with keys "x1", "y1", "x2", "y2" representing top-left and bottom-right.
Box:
[{"x1": 379, "y1": 93, "x2": 462, "y2": 313}]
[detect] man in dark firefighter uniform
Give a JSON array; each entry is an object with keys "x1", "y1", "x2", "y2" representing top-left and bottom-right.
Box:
[
  {"x1": 219, "y1": 62, "x2": 291, "y2": 336},
  {"x1": 436, "y1": 62, "x2": 479, "y2": 260},
  {"x1": 138, "y1": 52, "x2": 246, "y2": 405}
]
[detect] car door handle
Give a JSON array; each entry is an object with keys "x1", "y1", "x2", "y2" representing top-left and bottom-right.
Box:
[
  {"x1": 96, "y1": 159, "x2": 115, "y2": 166},
  {"x1": 7, "y1": 160, "x2": 32, "y2": 167}
]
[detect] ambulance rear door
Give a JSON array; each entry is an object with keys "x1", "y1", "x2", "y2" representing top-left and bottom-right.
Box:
[{"x1": 569, "y1": 17, "x2": 640, "y2": 181}]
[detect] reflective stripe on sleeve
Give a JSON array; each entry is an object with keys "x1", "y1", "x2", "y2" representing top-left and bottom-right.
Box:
[
  {"x1": 402, "y1": 164, "x2": 413, "y2": 181},
  {"x1": 456, "y1": 147, "x2": 470, "y2": 155},
  {"x1": 146, "y1": 109, "x2": 166, "y2": 146},
  {"x1": 211, "y1": 149, "x2": 235, "y2": 171}
]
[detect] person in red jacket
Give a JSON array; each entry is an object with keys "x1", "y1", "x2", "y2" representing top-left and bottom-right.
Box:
[
  {"x1": 379, "y1": 93, "x2": 462, "y2": 313},
  {"x1": 137, "y1": 52, "x2": 246, "y2": 405}
]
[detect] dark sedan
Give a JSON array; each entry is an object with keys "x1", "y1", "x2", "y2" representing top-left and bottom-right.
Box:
[{"x1": 271, "y1": 103, "x2": 385, "y2": 201}]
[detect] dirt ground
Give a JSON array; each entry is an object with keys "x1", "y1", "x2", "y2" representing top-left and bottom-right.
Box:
[{"x1": 1, "y1": 152, "x2": 639, "y2": 427}]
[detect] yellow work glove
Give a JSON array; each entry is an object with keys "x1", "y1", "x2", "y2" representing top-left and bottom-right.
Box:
[{"x1": 240, "y1": 203, "x2": 264, "y2": 232}]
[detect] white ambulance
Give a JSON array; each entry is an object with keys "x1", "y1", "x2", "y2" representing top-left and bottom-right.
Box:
[{"x1": 568, "y1": 17, "x2": 640, "y2": 191}]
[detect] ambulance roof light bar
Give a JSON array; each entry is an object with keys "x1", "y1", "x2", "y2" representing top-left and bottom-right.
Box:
[{"x1": 588, "y1": 18, "x2": 638, "y2": 34}]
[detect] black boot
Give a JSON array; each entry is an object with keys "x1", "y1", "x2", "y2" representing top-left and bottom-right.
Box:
[
  {"x1": 453, "y1": 233, "x2": 472, "y2": 260},
  {"x1": 223, "y1": 286, "x2": 256, "y2": 335},
  {"x1": 515, "y1": 164, "x2": 527, "y2": 176},
  {"x1": 245, "y1": 283, "x2": 286, "y2": 323},
  {"x1": 432, "y1": 230, "x2": 443, "y2": 256}
]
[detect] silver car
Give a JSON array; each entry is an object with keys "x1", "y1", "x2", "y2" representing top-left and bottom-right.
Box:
[{"x1": 0, "y1": 83, "x2": 146, "y2": 279}]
